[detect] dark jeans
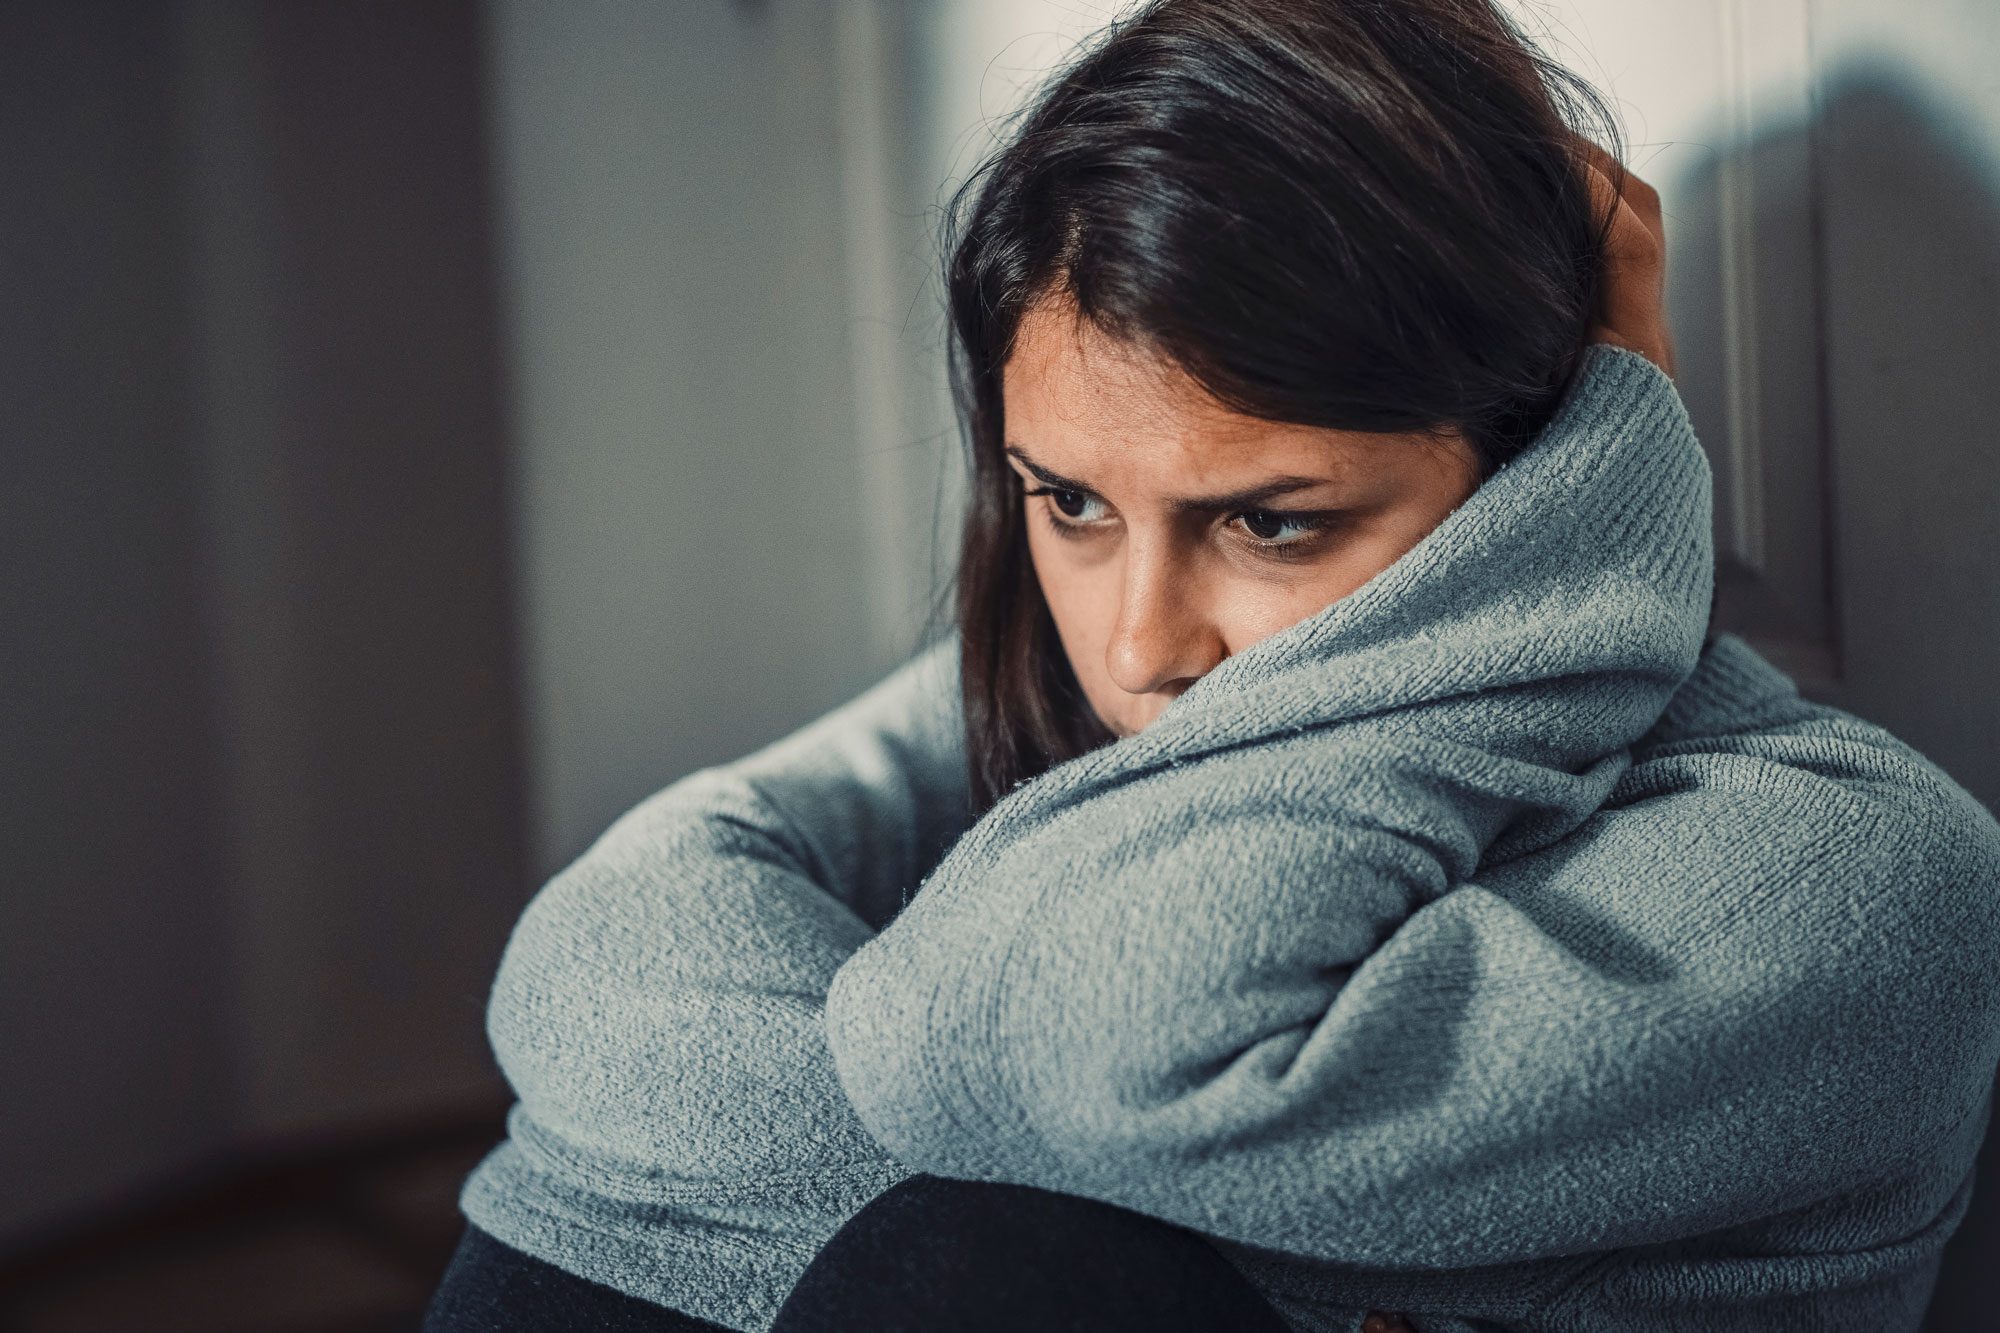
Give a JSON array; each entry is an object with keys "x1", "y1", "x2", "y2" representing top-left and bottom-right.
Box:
[{"x1": 424, "y1": 1173, "x2": 1296, "y2": 1332}]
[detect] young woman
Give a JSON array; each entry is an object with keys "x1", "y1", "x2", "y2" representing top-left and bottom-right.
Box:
[{"x1": 427, "y1": 3, "x2": 2000, "y2": 1331}]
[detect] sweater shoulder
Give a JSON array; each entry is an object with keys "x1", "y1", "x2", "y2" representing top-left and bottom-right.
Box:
[
  {"x1": 1633, "y1": 688, "x2": 1999, "y2": 856},
  {"x1": 1616, "y1": 684, "x2": 2000, "y2": 1008},
  {"x1": 1637, "y1": 634, "x2": 2000, "y2": 869}
]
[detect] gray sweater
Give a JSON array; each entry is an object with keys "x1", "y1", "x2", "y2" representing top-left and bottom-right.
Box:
[{"x1": 460, "y1": 345, "x2": 2000, "y2": 1332}]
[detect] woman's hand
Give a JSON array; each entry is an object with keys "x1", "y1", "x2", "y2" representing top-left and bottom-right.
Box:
[{"x1": 1576, "y1": 137, "x2": 1677, "y2": 380}]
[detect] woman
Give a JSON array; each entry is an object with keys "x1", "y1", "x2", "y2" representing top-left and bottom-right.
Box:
[{"x1": 428, "y1": 2, "x2": 2000, "y2": 1331}]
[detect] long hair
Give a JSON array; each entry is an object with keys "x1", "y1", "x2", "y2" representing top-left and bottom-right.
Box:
[{"x1": 933, "y1": 0, "x2": 1633, "y2": 816}]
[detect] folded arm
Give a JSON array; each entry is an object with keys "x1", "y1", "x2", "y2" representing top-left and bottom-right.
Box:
[
  {"x1": 823, "y1": 708, "x2": 2000, "y2": 1269},
  {"x1": 487, "y1": 633, "x2": 975, "y2": 1188}
]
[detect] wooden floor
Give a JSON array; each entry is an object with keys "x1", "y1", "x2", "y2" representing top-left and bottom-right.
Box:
[{"x1": 0, "y1": 1115, "x2": 503, "y2": 1333}]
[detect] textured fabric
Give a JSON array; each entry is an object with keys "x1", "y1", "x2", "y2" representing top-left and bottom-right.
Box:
[{"x1": 459, "y1": 343, "x2": 2000, "y2": 1333}]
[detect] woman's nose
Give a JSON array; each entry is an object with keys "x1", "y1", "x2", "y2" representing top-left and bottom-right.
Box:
[{"x1": 1103, "y1": 546, "x2": 1225, "y2": 697}]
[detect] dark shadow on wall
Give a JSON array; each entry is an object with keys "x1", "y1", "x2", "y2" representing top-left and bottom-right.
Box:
[{"x1": 1663, "y1": 61, "x2": 2000, "y2": 1329}]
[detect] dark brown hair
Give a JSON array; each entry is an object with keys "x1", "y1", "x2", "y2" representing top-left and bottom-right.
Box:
[{"x1": 926, "y1": 0, "x2": 1632, "y2": 815}]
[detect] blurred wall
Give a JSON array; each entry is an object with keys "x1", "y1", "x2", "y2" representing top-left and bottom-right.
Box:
[
  {"x1": 2, "y1": 0, "x2": 531, "y2": 1248},
  {"x1": 2, "y1": 0, "x2": 973, "y2": 1257},
  {"x1": 484, "y1": 0, "x2": 966, "y2": 878},
  {"x1": 1, "y1": 0, "x2": 238, "y2": 1253}
]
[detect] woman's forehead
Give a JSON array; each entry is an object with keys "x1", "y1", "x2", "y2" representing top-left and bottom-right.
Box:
[
  {"x1": 1001, "y1": 302, "x2": 1459, "y2": 494},
  {"x1": 1005, "y1": 306, "x2": 1303, "y2": 465}
]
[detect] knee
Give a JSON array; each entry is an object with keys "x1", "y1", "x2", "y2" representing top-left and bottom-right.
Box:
[
  {"x1": 773, "y1": 1174, "x2": 1293, "y2": 1333},
  {"x1": 836, "y1": 1172, "x2": 1203, "y2": 1261}
]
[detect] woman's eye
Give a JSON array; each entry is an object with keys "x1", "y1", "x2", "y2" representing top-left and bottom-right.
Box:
[
  {"x1": 1023, "y1": 485, "x2": 1105, "y2": 524},
  {"x1": 1051, "y1": 489, "x2": 1099, "y2": 520},
  {"x1": 1023, "y1": 483, "x2": 1336, "y2": 558},
  {"x1": 1234, "y1": 509, "x2": 1334, "y2": 549}
]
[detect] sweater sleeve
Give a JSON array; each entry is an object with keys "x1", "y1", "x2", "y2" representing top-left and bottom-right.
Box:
[
  {"x1": 485, "y1": 632, "x2": 973, "y2": 1193},
  {"x1": 821, "y1": 701, "x2": 2000, "y2": 1270}
]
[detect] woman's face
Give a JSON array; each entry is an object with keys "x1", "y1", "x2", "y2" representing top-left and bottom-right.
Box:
[{"x1": 1002, "y1": 300, "x2": 1484, "y2": 738}]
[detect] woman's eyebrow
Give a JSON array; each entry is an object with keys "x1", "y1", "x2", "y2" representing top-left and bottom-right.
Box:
[{"x1": 1004, "y1": 443, "x2": 1337, "y2": 514}]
